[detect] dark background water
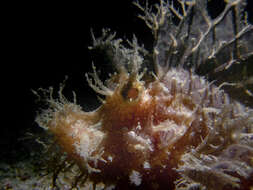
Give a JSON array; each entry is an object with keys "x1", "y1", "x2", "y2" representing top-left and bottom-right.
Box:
[{"x1": 2, "y1": 0, "x2": 252, "y2": 161}]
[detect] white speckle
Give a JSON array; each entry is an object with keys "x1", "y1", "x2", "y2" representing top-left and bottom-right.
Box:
[
  {"x1": 128, "y1": 131, "x2": 136, "y2": 138},
  {"x1": 108, "y1": 155, "x2": 113, "y2": 162},
  {"x1": 72, "y1": 119, "x2": 83, "y2": 128},
  {"x1": 142, "y1": 92, "x2": 151, "y2": 103},
  {"x1": 190, "y1": 131, "x2": 195, "y2": 137},
  {"x1": 134, "y1": 144, "x2": 146, "y2": 150},
  {"x1": 129, "y1": 170, "x2": 142, "y2": 186},
  {"x1": 161, "y1": 83, "x2": 170, "y2": 93},
  {"x1": 105, "y1": 184, "x2": 116, "y2": 190},
  {"x1": 66, "y1": 115, "x2": 73, "y2": 124},
  {"x1": 136, "y1": 122, "x2": 142, "y2": 130},
  {"x1": 143, "y1": 161, "x2": 151, "y2": 169},
  {"x1": 95, "y1": 182, "x2": 105, "y2": 190},
  {"x1": 203, "y1": 107, "x2": 221, "y2": 114},
  {"x1": 71, "y1": 128, "x2": 79, "y2": 137}
]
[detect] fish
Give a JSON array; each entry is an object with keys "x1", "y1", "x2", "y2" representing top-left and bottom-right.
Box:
[{"x1": 35, "y1": 0, "x2": 253, "y2": 189}]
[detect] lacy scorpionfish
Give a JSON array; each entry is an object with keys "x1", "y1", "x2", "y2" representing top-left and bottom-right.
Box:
[{"x1": 35, "y1": 0, "x2": 253, "y2": 189}]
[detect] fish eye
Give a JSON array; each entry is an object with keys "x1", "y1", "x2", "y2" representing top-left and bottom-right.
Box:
[
  {"x1": 121, "y1": 82, "x2": 139, "y2": 102},
  {"x1": 127, "y1": 87, "x2": 139, "y2": 101}
]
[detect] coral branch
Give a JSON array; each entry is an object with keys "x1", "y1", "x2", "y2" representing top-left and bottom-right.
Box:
[{"x1": 208, "y1": 25, "x2": 253, "y2": 59}]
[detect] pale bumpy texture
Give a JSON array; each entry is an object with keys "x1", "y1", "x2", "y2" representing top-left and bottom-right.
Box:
[{"x1": 35, "y1": 0, "x2": 253, "y2": 189}]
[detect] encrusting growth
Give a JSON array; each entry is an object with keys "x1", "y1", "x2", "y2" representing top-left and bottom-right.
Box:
[{"x1": 35, "y1": 0, "x2": 253, "y2": 189}]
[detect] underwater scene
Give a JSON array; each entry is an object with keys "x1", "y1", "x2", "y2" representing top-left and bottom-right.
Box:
[{"x1": 1, "y1": 0, "x2": 253, "y2": 189}]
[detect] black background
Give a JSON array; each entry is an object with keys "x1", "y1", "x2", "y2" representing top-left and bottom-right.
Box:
[
  {"x1": 2, "y1": 0, "x2": 252, "y2": 158},
  {"x1": 2, "y1": 0, "x2": 154, "y2": 157}
]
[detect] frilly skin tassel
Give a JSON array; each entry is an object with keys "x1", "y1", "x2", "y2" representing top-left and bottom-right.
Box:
[{"x1": 35, "y1": 0, "x2": 253, "y2": 189}]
